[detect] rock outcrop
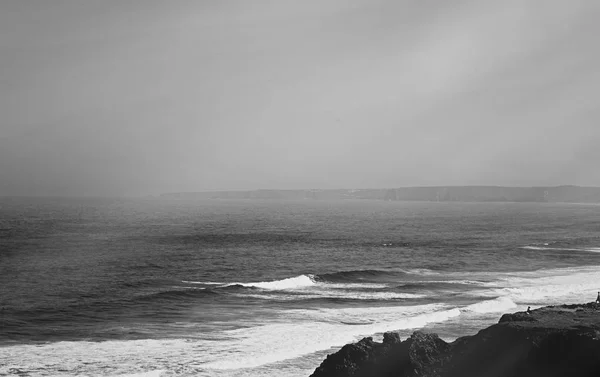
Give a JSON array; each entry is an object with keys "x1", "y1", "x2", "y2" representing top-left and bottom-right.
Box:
[{"x1": 310, "y1": 303, "x2": 600, "y2": 377}]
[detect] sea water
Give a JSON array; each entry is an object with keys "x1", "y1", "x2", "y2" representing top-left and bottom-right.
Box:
[{"x1": 1, "y1": 198, "x2": 599, "y2": 376}]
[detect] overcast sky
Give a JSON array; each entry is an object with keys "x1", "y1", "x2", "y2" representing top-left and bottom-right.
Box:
[{"x1": 1, "y1": 0, "x2": 599, "y2": 196}]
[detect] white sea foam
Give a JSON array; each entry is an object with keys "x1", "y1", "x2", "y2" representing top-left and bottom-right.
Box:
[
  {"x1": 404, "y1": 268, "x2": 439, "y2": 276},
  {"x1": 181, "y1": 281, "x2": 224, "y2": 285},
  {"x1": 11, "y1": 267, "x2": 596, "y2": 376},
  {"x1": 476, "y1": 266, "x2": 600, "y2": 305},
  {"x1": 226, "y1": 275, "x2": 421, "y2": 300},
  {"x1": 170, "y1": 285, "x2": 206, "y2": 290},
  {"x1": 0, "y1": 339, "x2": 199, "y2": 377},
  {"x1": 231, "y1": 275, "x2": 317, "y2": 290},
  {"x1": 412, "y1": 279, "x2": 487, "y2": 286},
  {"x1": 201, "y1": 304, "x2": 460, "y2": 370},
  {"x1": 184, "y1": 276, "x2": 397, "y2": 299},
  {"x1": 462, "y1": 297, "x2": 517, "y2": 314},
  {"x1": 184, "y1": 272, "x2": 491, "y2": 302},
  {"x1": 0, "y1": 304, "x2": 460, "y2": 376},
  {"x1": 521, "y1": 246, "x2": 581, "y2": 251},
  {"x1": 521, "y1": 245, "x2": 600, "y2": 253},
  {"x1": 184, "y1": 275, "x2": 389, "y2": 291},
  {"x1": 235, "y1": 291, "x2": 424, "y2": 301},
  {"x1": 289, "y1": 302, "x2": 449, "y2": 322},
  {"x1": 113, "y1": 371, "x2": 167, "y2": 377},
  {"x1": 324, "y1": 282, "x2": 390, "y2": 289},
  {"x1": 214, "y1": 266, "x2": 599, "y2": 309}
]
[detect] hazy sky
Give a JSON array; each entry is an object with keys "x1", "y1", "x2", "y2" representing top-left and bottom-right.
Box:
[{"x1": 1, "y1": 0, "x2": 600, "y2": 196}]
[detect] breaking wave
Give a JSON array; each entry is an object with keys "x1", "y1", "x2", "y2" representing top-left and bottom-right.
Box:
[
  {"x1": 181, "y1": 272, "x2": 428, "y2": 302},
  {"x1": 226, "y1": 274, "x2": 317, "y2": 290},
  {"x1": 184, "y1": 275, "x2": 317, "y2": 290},
  {"x1": 183, "y1": 269, "x2": 443, "y2": 292}
]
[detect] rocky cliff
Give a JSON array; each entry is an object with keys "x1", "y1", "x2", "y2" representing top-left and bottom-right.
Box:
[{"x1": 309, "y1": 303, "x2": 600, "y2": 377}]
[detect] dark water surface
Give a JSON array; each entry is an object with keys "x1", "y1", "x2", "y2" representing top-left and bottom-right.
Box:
[{"x1": 1, "y1": 198, "x2": 599, "y2": 376}]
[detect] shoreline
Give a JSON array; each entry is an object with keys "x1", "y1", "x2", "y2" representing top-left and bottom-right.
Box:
[{"x1": 309, "y1": 302, "x2": 600, "y2": 377}]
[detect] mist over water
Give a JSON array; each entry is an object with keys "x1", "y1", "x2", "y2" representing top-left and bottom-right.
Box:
[{"x1": 1, "y1": 198, "x2": 600, "y2": 376}]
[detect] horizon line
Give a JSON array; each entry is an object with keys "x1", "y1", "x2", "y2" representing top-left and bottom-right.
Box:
[{"x1": 2, "y1": 184, "x2": 600, "y2": 199}]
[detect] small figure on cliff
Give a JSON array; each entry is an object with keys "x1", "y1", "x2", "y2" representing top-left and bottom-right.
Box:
[
  {"x1": 526, "y1": 306, "x2": 531, "y2": 314},
  {"x1": 596, "y1": 292, "x2": 600, "y2": 303}
]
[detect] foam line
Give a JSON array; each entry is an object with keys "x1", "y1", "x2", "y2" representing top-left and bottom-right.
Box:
[
  {"x1": 462, "y1": 297, "x2": 517, "y2": 314},
  {"x1": 181, "y1": 281, "x2": 224, "y2": 285},
  {"x1": 235, "y1": 291, "x2": 424, "y2": 301},
  {"x1": 521, "y1": 245, "x2": 600, "y2": 253},
  {"x1": 476, "y1": 266, "x2": 600, "y2": 305}
]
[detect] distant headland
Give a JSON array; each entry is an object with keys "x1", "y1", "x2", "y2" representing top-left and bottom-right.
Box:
[{"x1": 160, "y1": 186, "x2": 600, "y2": 203}]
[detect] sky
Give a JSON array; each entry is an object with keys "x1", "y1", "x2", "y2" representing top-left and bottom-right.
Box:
[{"x1": 1, "y1": 0, "x2": 599, "y2": 196}]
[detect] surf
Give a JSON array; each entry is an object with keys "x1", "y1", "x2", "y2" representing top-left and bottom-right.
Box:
[
  {"x1": 462, "y1": 297, "x2": 517, "y2": 314},
  {"x1": 201, "y1": 304, "x2": 460, "y2": 370}
]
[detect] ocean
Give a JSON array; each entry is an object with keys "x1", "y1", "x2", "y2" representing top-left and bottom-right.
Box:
[{"x1": 1, "y1": 197, "x2": 600, "y2": 377}]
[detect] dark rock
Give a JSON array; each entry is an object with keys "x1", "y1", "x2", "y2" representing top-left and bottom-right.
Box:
[
  {"x1": 309, "y1": 332, "x2": 412, "y2": 377},
  {"x1": 382, "y1": 331, "x2": 401, "y2": 345},
  {"x1": 309, "y1": 336, "x2": 378, "y2": 377},
  {"x1": 498, "y1": 312, "x2": 537, "y2": 323},
  {"x1": 309, "y1": 302, "x2": 600, "y2": 377},
  {"x1": 406, "y1": 332, "x2": 450, "y2": 373},
  {"x1": 310, "y1": 331, "x2": 450, "y2": 377}
]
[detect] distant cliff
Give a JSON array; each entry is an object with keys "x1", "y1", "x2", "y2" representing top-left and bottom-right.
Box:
[
  {"x1": 309, "y1": 303, "x2": 600, "y2": 377},
  {"x1": 160, "y1": 186, "x2": 600, "y2": 203}
]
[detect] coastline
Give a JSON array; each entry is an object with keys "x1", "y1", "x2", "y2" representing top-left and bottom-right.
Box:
[{"x1": 309, "y1": 302, "x2": 600, "y2": 377}]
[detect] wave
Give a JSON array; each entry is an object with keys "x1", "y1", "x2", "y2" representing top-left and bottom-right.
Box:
[
  {"x1": 316, "y1": 269, "x2": 401, "y2": 283},
  {"x1": 521, "y1": 245, "x2": 600, "y2": 253},
  {"x1": 180, "y1": 273, "x2": 434, "y2": 303},
  {"x1": 182, "y1": 268, "x2": 448, "y2": 293},
  {"x1": 397, "y1": 280, "x2": 486, "y2": 291},
  {"x1": 315, "y1": 268, "x2": 443, "y2": 283},
  {"x1": 182, "y1": 265, "x2": 600, "y2": 309},
  {"x1": 223, "y1": 275, "x2": 425, "y2": 301},
  {"x1": 181, "y1": 281, "x2": 224, "y2": 285},
  {"x1": 182, "y1": 274, "x2": 392, "y2": 291},
  {"x1": 225, "y1": 274, "x2": 317, "y2": 290},
  {"x1": 182, "y1": 275, "x2": 318, "y2": 290},
  {"x1": 134, "y1": 287, "x2": 218, "y2": 303},
  {"x1": 178, "y1": 270, "x2": 488, "y2": 303},
  {"x1": 235, "y1": 291, "x2": 425, "y2": 302}
]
